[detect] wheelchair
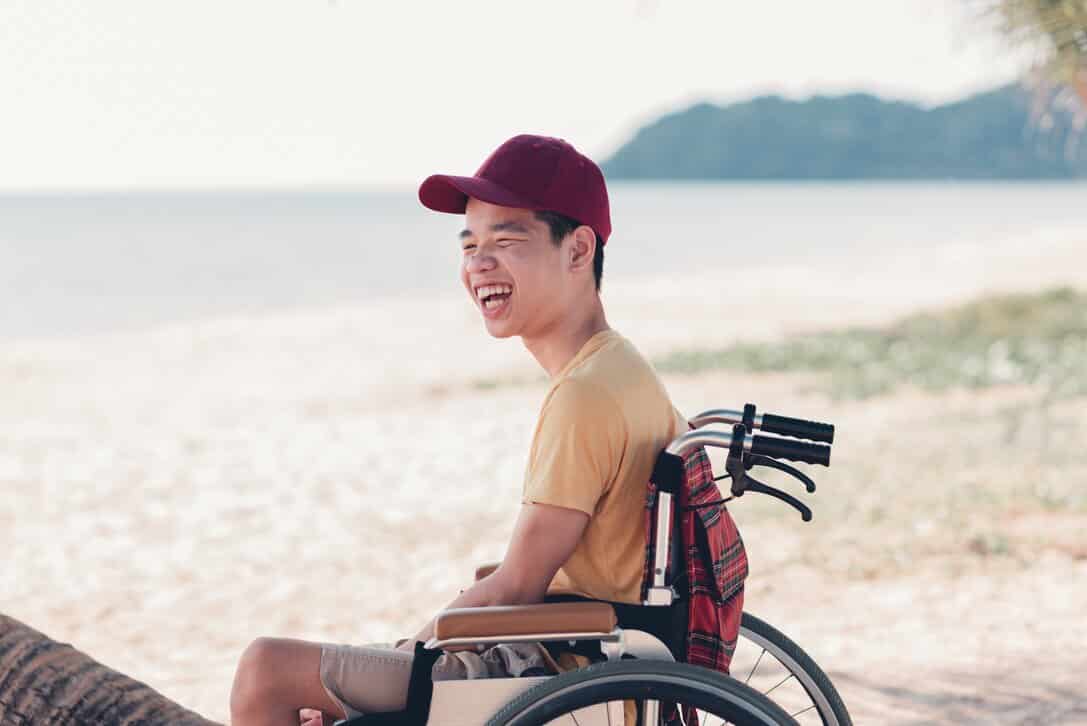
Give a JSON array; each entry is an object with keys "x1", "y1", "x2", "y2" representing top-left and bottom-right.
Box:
[{"x1": 336, "y1": 404, "x2": 851, "y2": 726}]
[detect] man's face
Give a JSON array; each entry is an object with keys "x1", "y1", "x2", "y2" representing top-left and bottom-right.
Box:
[{"x1": 459, "y1": 198, "x2": 566, "y2": 339}]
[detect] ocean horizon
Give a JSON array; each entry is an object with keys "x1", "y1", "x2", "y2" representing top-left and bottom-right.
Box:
[{"x1": 3, "y1": 181, "x2": 1086, "y2": 341}]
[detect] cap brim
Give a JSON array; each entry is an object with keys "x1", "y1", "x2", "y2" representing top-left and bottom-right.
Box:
[{"x1": 418, "y1": 174, "x2": 538, "y2": 214}]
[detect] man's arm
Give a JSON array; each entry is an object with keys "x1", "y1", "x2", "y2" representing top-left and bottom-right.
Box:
[{"x1": 401, "y1": 501, "x2": 589, "y2": 647}]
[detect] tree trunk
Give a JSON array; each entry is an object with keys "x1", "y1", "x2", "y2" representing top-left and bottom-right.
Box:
[{"x1": 0, "y1": 613, "x2": 221, "y2": 725}]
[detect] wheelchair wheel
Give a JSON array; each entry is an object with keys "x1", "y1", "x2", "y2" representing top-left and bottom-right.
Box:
[
  {"x1": 485, "y1": 659, "x2": 798, "y2": 726},
  {"x1": 735, "y1": 613, "x2": 852, "y2": 726}
]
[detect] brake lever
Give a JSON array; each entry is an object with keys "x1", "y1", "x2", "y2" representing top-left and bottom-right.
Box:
[
  {"x1": 725, "y1": 441, "x2": 748, "y2": 498},
  {"x1": 743, "y1": 474, "x2": 813, "y2": 522},
  {"x1": 745, "y1": 454, "x2": 816, "y2": 493}
]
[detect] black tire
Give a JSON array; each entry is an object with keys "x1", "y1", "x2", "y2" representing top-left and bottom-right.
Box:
[
  {"x1": 486, "y1": 659, "x2": 798, "y2": 726},
  {"x1": 738, "y1": 613, "x2": 852, "y2": 726}
]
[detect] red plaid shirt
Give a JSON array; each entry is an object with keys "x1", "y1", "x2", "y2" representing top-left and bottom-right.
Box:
[{"x1": 642, "y1": 442, "x2": 748, "y2": 668}]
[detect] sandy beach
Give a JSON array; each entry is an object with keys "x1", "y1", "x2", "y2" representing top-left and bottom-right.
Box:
[{"x1": 3, "y1": 233, "x2": 1086, "y2": 724}]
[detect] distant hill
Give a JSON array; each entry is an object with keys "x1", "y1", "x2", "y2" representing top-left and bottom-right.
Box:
[{"x1": 602, "y1": 86, "x2": 1087, "y2": 179}]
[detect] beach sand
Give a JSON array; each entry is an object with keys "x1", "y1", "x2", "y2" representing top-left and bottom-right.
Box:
[{"x1": 3, "y1": 233, "x2": 1086, "y2": 724}]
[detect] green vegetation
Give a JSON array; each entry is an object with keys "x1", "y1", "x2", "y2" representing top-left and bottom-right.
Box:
[
  {"x1": 602, "y1": 86, "x2": 1087, "y2": 179},
  {"x1": 987, "y1": 0, "x2": 1087, "y2": 101},
  {"x1": 654, "y1": 287, "x2": 1087, "y2": 399}
]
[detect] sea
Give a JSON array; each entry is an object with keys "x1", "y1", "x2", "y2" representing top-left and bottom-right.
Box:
[{"x1": 2, "y1": 182, "x2": 1085, "y2": 341}]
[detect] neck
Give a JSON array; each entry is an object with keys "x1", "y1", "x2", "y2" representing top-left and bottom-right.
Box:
[{"x1": 522, "y1": 295, "x2": 610, "y2": 378}]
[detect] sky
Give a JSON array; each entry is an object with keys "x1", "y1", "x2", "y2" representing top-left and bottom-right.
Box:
[{"x1": 1, "y1": 0, "x2": 1034, "y2": 191}]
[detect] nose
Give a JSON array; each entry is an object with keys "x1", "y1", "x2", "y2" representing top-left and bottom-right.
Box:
[{"x1": 464, "y1": 250, "x2": 497, "y2": 275}]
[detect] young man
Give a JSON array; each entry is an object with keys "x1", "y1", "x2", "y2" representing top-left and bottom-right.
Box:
[{"x1": 229, "y1": 135, "x2": 687, "y2": 726}]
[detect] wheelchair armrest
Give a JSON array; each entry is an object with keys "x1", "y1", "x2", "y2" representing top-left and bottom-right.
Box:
[
  {"x1": 431, "y1": 602, "x2": 617, "y2": 645},
  {"x1": 474, "y1": 561, "x2": 501, "y2": 581}
]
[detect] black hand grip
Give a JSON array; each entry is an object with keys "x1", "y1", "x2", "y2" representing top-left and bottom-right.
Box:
[
  {"x1": 751, "y1": 434, "x2": 831, "y2": 466},
  {"x1": 761, "y1": 413, "x2": 835, "y2": 444}
]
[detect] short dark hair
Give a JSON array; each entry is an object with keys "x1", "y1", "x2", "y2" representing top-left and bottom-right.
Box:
[{"x1": 533, "y1": 210, "x2": 604, "y2": 291}]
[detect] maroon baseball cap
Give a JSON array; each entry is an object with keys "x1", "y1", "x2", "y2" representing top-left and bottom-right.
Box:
[{"x1": 418, "y1": 134, "x2": 611, "y2": 243}]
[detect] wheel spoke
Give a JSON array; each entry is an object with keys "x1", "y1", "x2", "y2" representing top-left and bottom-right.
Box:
[
  {"x1": 744, "y1": 648, "x2": 767, "y2": 685},
  {"x1": 738, "y1": 613, "x2": 853, "y2": 725},
  {"x1": 790, "y1": 704, "x2": 816, "y2": 718},
  {"x1": 489, "y1": 656, "x2": 827, "y2": 726},
  {"x1": 763, "y1": 673, "x2": 795, "y2": 697}
]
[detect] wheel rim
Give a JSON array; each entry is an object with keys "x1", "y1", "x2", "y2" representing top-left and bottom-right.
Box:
[
  {"x1": 734, "y1": 624, "x2": 839, "y2": 726},
  {"x1": 491, "y1": 661, "x2": 796, "y2": 726},
  {"x1": 514, "y1": 674, "x2": 780, "y2": 726}
]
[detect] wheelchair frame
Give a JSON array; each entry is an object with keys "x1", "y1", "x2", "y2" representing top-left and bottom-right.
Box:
[{"x1": 336, "y1": 406, "x2": 840, "y2": 726}]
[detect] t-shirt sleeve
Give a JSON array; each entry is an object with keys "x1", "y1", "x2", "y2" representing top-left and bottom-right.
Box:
[{"x1": 521, "y1": 379, "x2": 626, "y2": 516}]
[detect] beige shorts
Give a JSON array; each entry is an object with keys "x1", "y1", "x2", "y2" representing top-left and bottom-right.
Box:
[{"x1": 319, "y1": 640, "x2": 558, "y2": 720}]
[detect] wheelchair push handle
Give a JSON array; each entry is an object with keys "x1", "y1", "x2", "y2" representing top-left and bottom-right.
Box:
[
  {"x1": 690, "y1": 405, "x2": 835, "y2": 443},
  {"x1": 664, "y1": 428, "x2": 830, "y2": 467},
  {"x1": 760, "y1": 412, "x2": 835, "y2": 444},
  {"x1": 750, "y1": 434, "x2": 831, "y2": 466}
]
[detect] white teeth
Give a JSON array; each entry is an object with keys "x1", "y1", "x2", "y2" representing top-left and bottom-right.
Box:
[{"x1": 476, "y1": 284, "x2": 512, "y2": 300}]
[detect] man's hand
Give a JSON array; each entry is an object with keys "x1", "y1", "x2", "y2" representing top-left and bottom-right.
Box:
[{"x1": 299, "y1": 708, "x2": 335, "y2": 726}]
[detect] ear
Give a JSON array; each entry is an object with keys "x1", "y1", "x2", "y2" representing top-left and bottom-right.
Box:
[{"x1": 568, "y1": 225, "x2": 596, "y2": 275}]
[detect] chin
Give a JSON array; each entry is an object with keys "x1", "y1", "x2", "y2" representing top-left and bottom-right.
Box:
[{"x1": 484, "y1": 323, "x2": 518, "y2": 339}]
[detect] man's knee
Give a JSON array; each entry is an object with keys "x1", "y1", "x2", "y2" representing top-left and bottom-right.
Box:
[{"x1": 230, "y1": 637, "x2": 284, "y2": 718}]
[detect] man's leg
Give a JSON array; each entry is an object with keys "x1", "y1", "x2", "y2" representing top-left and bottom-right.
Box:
[{"x1": 230, "y1": 637, "x2": 346, "y2": 726}]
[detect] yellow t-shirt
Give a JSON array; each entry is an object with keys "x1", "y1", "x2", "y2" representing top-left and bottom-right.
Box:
[{"x1": 521, "y1": 328, "x2": 687, "y2": 605}]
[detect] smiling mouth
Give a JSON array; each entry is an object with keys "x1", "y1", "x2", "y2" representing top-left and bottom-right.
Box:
[{"x1": 475, "y1": 283, "x2": 513, "y2": 312}]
